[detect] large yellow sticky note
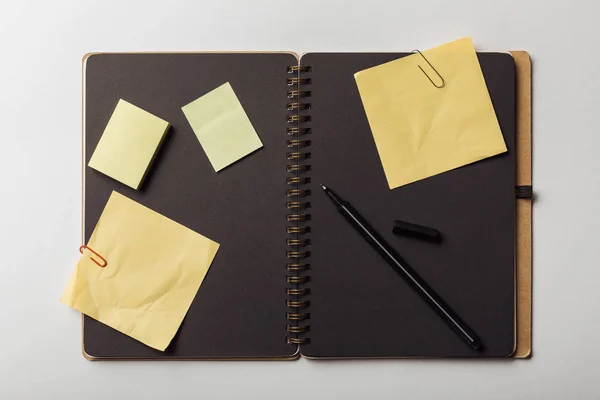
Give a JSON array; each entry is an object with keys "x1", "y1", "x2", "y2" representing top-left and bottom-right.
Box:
[
  {"x1": 88, "y1": 99, "x2": 170, "y2": 190},
  {"x1": 182, "y1": 82, "x2": 263, "y2": 172},
  {"x1": 355, "y1": 37, "x2": 507, "y2": 189},
  {"x1": 61, "y1": 191, "x2": 220, "y2": 351}
]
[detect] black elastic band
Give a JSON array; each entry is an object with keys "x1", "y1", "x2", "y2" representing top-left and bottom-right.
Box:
[{"x1": 515, "y1": 185, "x2": 533, "y2": 199}]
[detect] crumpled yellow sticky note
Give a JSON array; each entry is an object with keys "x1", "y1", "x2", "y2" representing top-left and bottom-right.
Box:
[
  {"x1": 61, "y1": 191, "x2": 220, "y2": 351},
  {"x1": 354, "y1": 37, "x2": 507, "y2": 189},
  {"x1": 182, "y1": 82, "x2": 263, "y2": 172}
]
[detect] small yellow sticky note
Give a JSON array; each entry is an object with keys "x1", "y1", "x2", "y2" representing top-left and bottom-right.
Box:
[
  {"x1": 88, "y1": 99, "x2": 170, "y2": 190},
  {"x1": 182, "y1": 82, "x2": 263, "y2": 172},
  {"x1": 61, "y1": 191, "x2": 220, "y2": 351},
  {"x1": 354, "y1": 37, "x2": 508, "y2": 189}
]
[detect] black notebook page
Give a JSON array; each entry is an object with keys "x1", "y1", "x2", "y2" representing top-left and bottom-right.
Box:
[
  {"x1": 84, "y1": 53, "x2": 297, "y2": 358},
  {"x1": 301, "y1": 53, "x2": 516, "y2": 357}
]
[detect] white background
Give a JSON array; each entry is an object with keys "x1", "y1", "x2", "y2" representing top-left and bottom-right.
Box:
[{"x1": 1, "y1": 0, "x2": 598, "y2": 398}]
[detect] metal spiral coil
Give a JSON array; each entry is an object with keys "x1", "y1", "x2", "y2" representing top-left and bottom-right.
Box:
[
  {"x1": 287, "y1": 115, "x2": 311, "y2": 123},
  {"x1": 286, "y1": 189, "x2": 311, "y2": 197},
  {"x1": 286, "y1": 177, "x2": 311, "y2": 185},
  {"x1": 287, "y1": 226, "x2": 310, "y2": 234},
  {"x1": 287, "y1": 288, "x2": 311, "y2": 296},
  {"x1": 286, "y1": 324, "x2": 311, "y2": 333},
  {"x1": 287, "y1": 77, "x2": 312, "y2": 85},
  {"x1": 286, "y1": 62, "x2": 312, "y2": 346},
  {"x1": 286, "y1": 250, "x2": 311, "y2": 259},
  {"x1": 286, "y1": 164, "x2": 311, "y2": 173},
  {"x1": 287, "y1": 337, "x2": 310, "y2": 344},
  {"x1": 286, "y1": 239, "x2": 311, "y2": 246},
  {"x1": 286, "y1": 201, "x2": 311, "y2": 209},
  {"x1": 286, "y1": 262, "x2": 311, "y2": 271},
  {"x1": 286, "y1": 127, "x2": 312, "y2": 135},
  {"x1": 286, "y1": 151, "x2": 311, "y2": 160},
  {"x1": 286, "y1": 89, "x2": 311, "y2": 98},
  {"x1": 286, "y1": 312, "x2": 310, "y2": 320},
  {"x1": 287, "y1": 102, "x2": 311, "y2": 111},
  {"x1": 287, "y1": 65, "x2": 312, "y2": 73},
  {"x1": 287, "y1": 300, "x2": 311, "y2": 308},
  {"x1": 287, "y1": 213, "x2": 309, "y2": 222},
  {"x1": 286, "y1": 139, "x2": 311, "y2": 147}
]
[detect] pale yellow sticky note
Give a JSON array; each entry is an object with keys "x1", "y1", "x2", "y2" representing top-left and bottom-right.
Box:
[
  {"x1": 88, "y1": 99, "x2": 170, "y2": 190},
  {"x1": 354, "y1": 37, "x2": 507, "y2": 189},
  {"x1": 182, "y1": 82, "x2": 263, "y2": 172},
  {"x1": 61, "y1": 191, "x2": 220, "y2": 351}
]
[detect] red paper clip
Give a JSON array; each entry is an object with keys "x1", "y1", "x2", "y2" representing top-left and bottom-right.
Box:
[{"x1": 79, "y1": 245, "x2": 107, "y2": 268}]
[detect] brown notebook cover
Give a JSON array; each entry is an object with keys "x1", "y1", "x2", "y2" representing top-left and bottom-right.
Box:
[
  {"x1": 512, "y1": 51, "x2": 532, "y2": 358},
  {"x1": 80, "y1": 51, "x2": 532, "y2": 359}
]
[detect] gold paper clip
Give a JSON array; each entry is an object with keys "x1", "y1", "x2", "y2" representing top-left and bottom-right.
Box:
[
  {"x1": 412, "y1": 49, "x2": 445, "y2": 89},
  {"x1": 79, "y1": 245, "x2": 107, "y2": 268}
]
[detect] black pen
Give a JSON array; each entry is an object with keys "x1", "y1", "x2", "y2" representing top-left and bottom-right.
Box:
[{"x1": 321, "y1": 183, "x2": 483, "y2": 351}]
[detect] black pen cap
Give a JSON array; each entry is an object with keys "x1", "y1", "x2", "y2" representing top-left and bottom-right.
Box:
[{"x1": 392, "y1": 219, "x2": 442, "y2": 243}]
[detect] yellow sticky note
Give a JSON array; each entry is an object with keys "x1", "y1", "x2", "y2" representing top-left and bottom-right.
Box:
[
  {"x1": 61, "y1": 191, "x2": 220, "y2": 351},
  {"x1": 354, "y1": 37, "x2": 508, "y2": 189},
  {"x1": 182, "y1": 82, "x2": 263, "y2": 172},
  {"x1": 88, "y1": 99, "x2": 170, "y2": 190}
]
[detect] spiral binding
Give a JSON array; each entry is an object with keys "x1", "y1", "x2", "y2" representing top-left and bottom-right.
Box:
[{"x1": 286, "y1": 63, "x2": 312, "y2": 345}]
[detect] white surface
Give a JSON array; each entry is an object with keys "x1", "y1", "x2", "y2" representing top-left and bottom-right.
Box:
[{"x1": 0, "y1": 0, "x2": 597, "y2": 398}]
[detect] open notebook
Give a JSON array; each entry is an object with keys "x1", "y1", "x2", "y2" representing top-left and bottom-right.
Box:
[{"x1": 81, "y1": 51, "x2": 532, "y2": 359}]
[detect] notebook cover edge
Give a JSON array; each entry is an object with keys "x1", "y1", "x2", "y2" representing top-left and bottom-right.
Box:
[{"x1": 511, "y1": 50, "x2": 533, "y2": 359}]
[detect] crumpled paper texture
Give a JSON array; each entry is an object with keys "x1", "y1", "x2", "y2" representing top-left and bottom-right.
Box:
[
  {"x1": 355, "y1": 37, "x2": 507, "y2": 189},
  {"x1": 61, "y1": 191, "x2": 220, "y2": 351}
]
